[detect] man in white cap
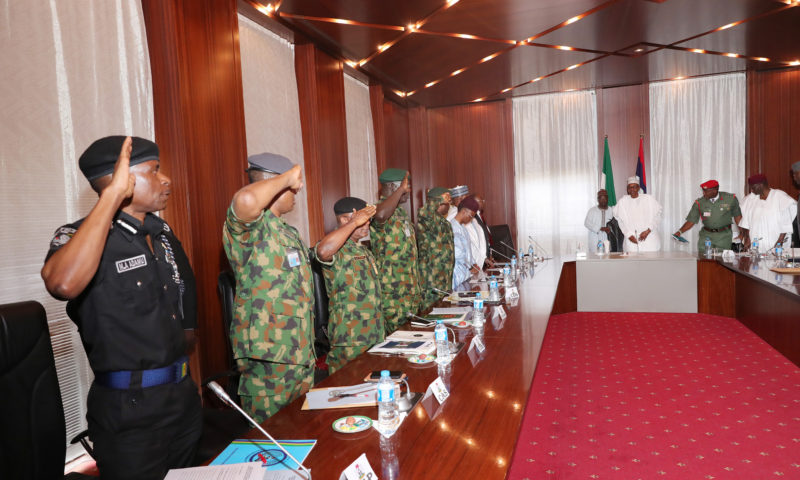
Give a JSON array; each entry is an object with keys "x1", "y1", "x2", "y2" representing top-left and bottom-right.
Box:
[
  {"x1": 447, "y1": 185, "x2": 469, "y2": 221},
  {"x1": 613, "y1": 176, "x2": 663, "y2": 252}
]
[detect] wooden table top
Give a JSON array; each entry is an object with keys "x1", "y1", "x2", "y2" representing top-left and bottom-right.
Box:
[{"x1": 237, "y1": 259, "x2": 565, "y2": 479}]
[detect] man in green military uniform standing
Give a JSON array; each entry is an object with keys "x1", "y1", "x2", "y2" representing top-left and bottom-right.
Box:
[
  {"x1": 315, "y1": 197, "x2": 385, "y2": 373},
  {"x1": 417, "y1": 187, "x2": 455, "y2": 309},
  {"x1": 674, "y1": 179, "x2": 742, "y2": 255},
  {"x1": 223, "y1": 153, "x2": 315, "y2": 422},
  {"x1": 371, "y1": 169, "x2": 421, "y2": 332}
]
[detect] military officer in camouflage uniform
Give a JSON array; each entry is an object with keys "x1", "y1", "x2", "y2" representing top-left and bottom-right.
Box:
[
  {"x1": 417, "y1": 187, "x2": 455, "y2": 309},
  {"x1": 370, "y1": 168, "x2": 422, "y2": 332},
  {"x1": 315, "y1": 197, "x2": 385, "y2": 373},
  {"x1": 674, "y1": 179, "x2": 742, "y2": 255},
  {"x1": 223, "y1": 153, "x2": 315, "y2": 422}
]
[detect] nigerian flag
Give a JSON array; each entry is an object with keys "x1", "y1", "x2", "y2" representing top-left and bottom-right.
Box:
[{"x1": 601, "y1": 136, "x2": 617, "y2": 206}]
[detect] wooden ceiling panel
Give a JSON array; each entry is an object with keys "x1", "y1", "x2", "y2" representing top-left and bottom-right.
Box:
[
  {"x1": 278, "y1": 0, "x2": 441, "y2": 26},
  {"x1": 285, "y1": 20, "x2": 405, "y2": 61},
  {"x1": 676, "y1": 6, "x2": 800, "y2": 64},
  {"x1": 421, "y1": 0, "x2": 610, "y2": 41},
  {"x1": 367, "y1": 34, "x2": 508, "y2": 91},
  {"x1": 535, "y1": 0, "x2": 783, "y2": 54}
]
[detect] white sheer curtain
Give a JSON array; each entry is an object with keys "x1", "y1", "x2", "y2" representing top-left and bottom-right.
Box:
[
  {"x1": 0, "y1": 0, "x2": 153, "y2": 460},
  {"x1": 513, "y1": 91, "x2": 599, "y2": 256},
  {"x1": 238, "y1": 15, "x2": 309, "y2": 244},
  {"x1": 650, "y1": 73, "x2": 746, "y2": 252},
  {"x1": 343, "y1": 73, "x2": 378, "y2": 203}
]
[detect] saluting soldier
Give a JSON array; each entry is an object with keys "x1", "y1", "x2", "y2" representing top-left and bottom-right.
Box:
[
  {"x1": 315, "y1": 197, "x2": 384, "y2": 373},
  {"x1": 416, "y1": 187, "x2": 455, "y2": 309},
  {"x1": 42, "y1": 136, "x2": 201, "y2": 480},
  {"x1": 674, "y1": 179, "x2": 742, "y2": 254},
  {"x1": 223, "y1": 153, "x2": 314, "y2": 422},
  {"x1": 370, "y1": 168, "x2": 422, "y2": 332}
]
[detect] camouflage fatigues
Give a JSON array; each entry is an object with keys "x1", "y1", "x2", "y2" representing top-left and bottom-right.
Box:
[
  {"x1": 316, "y1": 239, "x2": 385, "y2": 374},
  {"x1": 686, "y1": 192, "x2": 742, "y2": 254},
  {"x1": 416, "y1": 196, "x2": 454, "y2": 309},
  {"x1": 223, "y1": 206, "x2": 315, "y2": 422},
  {"x1": 370, "y1": 199, "x2": 421, "y2": 332}
]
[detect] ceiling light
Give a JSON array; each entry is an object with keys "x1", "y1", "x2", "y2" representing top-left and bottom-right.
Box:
[
  {"x1": 446, "y1": 0, "x2": 460, "y2": 6},
  {"x1": 481, "y1": 53, "x2": 498, "y2": 62},
  {"x1": 673, "y1": 76, "x2": 685, "y2": 80},
  {"x1": 406, "y1": 24, "x2": 417, "y2": 32},
  {"x1": 557, "y1": 45, "x2": 574, "y2": 51},
  {"x1": 345, "y1": 60, "x2": 358, "y2": 68},
  {"x1": 256, "y1": 4, "x2": 274, "y2": 14},
  {"x1": 691, "y1": 48, "x2": 705, "y2": 54},
  {"x1": 377, "y1": 43, "x2": 389, "y2": 52},
  {"x1": 332, "y1": 18, "x2": 352, "y2": 25},
  {"x1": 789, "y1": 60, "x2": 800, "y2": 66},
  {"x1": 473, "y1": 98, "x2": 484, "y2": 102},
  {"x1": 565, "y1": 88, "x2": 576, "y2": 92},
  {"x1": 394, "y1": 90, "x2": 407, "y2": 97},
  {"x1": 458, "y1": 34, "x2": 477, "y2": 39},
  {"x1": 725, "y1": 53, "x2": 739, "y2": 58},
  {"x1": 755, "y1": 57, "x2": 769, "y2": 62},
  {"x1": 406, "y1": 90, "x2": 417, "y2": 96},
  {"x1": 565, "y1": 15, "x2": 582, "y2": 25},
  {"x1": 451, "y1": 68, "x2": 464, "y2": 76},
  {"x1": 719, "y1": 22, "x2": 737, "y2": 30},
  {"x1": 567, "y1": 64, "x2": 580, "y2": 70},
  {"x1": 357, "y1": 59, "x2": 367, "y2": 67},
  {"x1": 532, "y1": 76, "x2": 543, "y2": 82},
  {"x1": 501, "y1": 87, "x2": 512, "y2": 93},
  {"x1": 634, "y1": 48, "x2": 644, "y2": 53},
  {"x1": 425, "y1": 81, "x2": 438, "y2": 88}
]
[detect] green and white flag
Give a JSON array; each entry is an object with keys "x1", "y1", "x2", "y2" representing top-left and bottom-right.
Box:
[{"x1": 601, "y1": 136, "x2": 617, "y2": 207}]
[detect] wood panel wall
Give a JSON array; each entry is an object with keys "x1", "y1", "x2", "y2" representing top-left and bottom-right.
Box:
[
  {"x1": 295, "y1": 42, "x2": 350, "y2": 238},
  {"x1": 141, "y1": 0, "x2": 247, "y2": 382},
  {"x1": 596, "y1": 84, "x2": 651, "y2": 199},
  {"x1": 425, "y1": 100, "x2": 517, "y2": 239},
  {"x1": 747, "y1": 67, "x2": 800, "y2": 201}
]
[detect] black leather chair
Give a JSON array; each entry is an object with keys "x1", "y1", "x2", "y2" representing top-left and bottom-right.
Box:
[
  {"x1": 489, "y1": 224, "x2": 516, "y2": 261},
  {"x1": 0, "y1": 300, "x2": 92, "y2": 479},
  {"x1": 202, "y1": 270, "x2": 240, "y2": 403},
  {"x1": 309, "y1": 253, "x2": 330, "y2": 361}
]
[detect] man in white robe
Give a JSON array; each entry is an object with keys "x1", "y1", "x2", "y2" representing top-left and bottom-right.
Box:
[
  {"x1": 739, "y1": 173, "x2": 796, "y2": 252},
  {"x1": 466, "y1": 194, "x2": 488, "y2": 268},
  {"x1": 613, "y1": 176, "x2": 663, "y2": 252},
  {"x1": 449, "y1": 197, "x2": 481, "y2": 288},
  {"x1": 447, "y1": 184, "x2": 469, "y2": 221},
  {"x1": 584, "y1": 189, "x2": 614, "y2": 251}
]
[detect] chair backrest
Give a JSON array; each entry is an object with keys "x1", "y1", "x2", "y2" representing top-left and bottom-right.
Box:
[
  {"x1": 217, "y1": 270, "x2": 236, "y2": 365},
  {"x1": 309, "y1": 254, "x2": 330, "y2": 358},
  {"x1": 489, "y1": 224, "x2": 515, "y2": 261},
  {"x1": 0, "y1": 301, "x2": 66, "y2": 480}
]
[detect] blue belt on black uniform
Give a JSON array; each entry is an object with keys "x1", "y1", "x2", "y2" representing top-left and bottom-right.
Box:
[{"x1": 94, "y1": 356, "x2": 189, "y2": 389}]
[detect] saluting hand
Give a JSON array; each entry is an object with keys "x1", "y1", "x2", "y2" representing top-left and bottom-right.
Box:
[
  {"x1": 352, "y1": 205, "x2": 377, "y2": 227},
  {"x1": 284, "y1": 165, "x2": 304, "y2": 191},
  {"x1": 400, "y1": 173, "x2": 411, "y2": 194},
  {"x1": 107, "y1": 136, "x2": 135, "y2": 198}
]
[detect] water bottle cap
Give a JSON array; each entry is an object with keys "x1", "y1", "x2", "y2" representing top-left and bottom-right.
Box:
[
  {"x1": 436, "y1": 320, "x2": 444, "y2": 324},
  {"x1": 380, "y1": 370, "x2": 390, "y2": 378}
]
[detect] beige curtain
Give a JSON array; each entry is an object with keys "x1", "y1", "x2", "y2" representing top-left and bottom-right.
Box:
[
  {"x1": 344, "y1": 73, "x2": 378, "y2": 203},
  {"x1": 237, "y1": 14, "x2": 310, "y2": 244},
  {"x1": 0, "y1": 0, "x2": 154, "y2": 460}
]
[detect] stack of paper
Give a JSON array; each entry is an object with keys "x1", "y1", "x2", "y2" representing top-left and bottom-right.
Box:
[{"x1": 368, "y1": 330, "x2": 435, "y2": 355}]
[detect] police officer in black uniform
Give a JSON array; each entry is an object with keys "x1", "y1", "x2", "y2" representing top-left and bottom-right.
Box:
[{"x1": 42, "y1": 136, "x2": 201, "y2": 480}]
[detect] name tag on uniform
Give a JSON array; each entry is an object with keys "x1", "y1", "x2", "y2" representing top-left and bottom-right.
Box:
[
  {"x1": 116, "y1": 254, "x2": 147, "y2": 273},
  {"x1": 703, "y1": 211, "x2": 711, "y2": 217},
  {"x1": 286, "y1": 248, "x2": 302, "y2": 268},
  {"x1": 353, "y1": 255, "x2": 366, "y2": 260}
]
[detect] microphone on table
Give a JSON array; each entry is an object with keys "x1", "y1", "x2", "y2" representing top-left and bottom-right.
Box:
[
  {"x1": 407, "y1": 312, "x2": 436, "y2": 327},
  {"x1": 207, "y1": 381, "x2": 312, "y2": 479},
  {"x1": 499, "y1": 241, "x2": 519, "y2": 256},
  {"x1": 490, "y1": 247, "x2": 512, "y2": 262},
  {"x1": 431, "y1": 287, "x2": 452, "y2": 297}
]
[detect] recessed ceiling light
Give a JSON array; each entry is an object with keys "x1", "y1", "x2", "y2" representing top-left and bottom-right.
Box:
[
  {"x1": 691, "y1": 48, "x2": 705, "y2": 54},
  {"x1": 634, "y1": 48, "x2": 644, "y2": 53},
  {"x1": 567, "y1": 64, "x2": 580, "y2": 70},
  {"x1": 565, "y1": 15, "x2": 582, "y2": 25},
  {"x1": 755, "y1": 57, "x2": 770, "y2": 62},
  {"x1": 725, "y1": 53, "x2": 739, "y2": 58},
  {"x1": 789, "y1": 60, "x2": 800, "y2": 66},
  {"x1": 501, "y1": 87, "x2": 512, "y2": 93},
  {"x1": 557, "y1": 45, "x2": 573, "y2": 51}
]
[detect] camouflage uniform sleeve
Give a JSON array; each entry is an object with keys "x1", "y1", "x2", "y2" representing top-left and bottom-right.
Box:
[{"x1": 312, "y1": 243, "x2": 336, "y2": 267}]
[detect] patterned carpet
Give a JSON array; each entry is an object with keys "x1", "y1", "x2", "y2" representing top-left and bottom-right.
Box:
[{"x1": 508, "y1": 312, "x2": 800, "y2": 479}]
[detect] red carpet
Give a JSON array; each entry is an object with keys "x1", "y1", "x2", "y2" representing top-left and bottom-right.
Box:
[{"x1": 509, "y1": 312, "x2": 800, "y2": 479}]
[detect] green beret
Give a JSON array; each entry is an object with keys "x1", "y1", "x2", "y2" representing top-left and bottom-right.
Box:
[
  {"x1": 427, "y1": 186, "x2": 448, "y2": 199},
  {"x1": 333, "y1": 196, "x2": 367, "y2": 215},
  {"x1": 79, "y1": 136, "x2": 159, "y2": 181},
  {"x1": 378, "y1": 168, "x2": 407, "y2": 183}
]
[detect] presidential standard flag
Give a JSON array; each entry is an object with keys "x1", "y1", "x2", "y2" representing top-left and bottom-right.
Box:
[
  {"x1": 635, "y1": 136, "x2": 647, "y2": 194},
  {"x1": 601, "y1": 136, "x2": 617, "y2": 207}
]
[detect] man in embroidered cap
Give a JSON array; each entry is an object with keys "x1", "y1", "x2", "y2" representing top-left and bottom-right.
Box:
[
  {"x1": 416, "y1": 187, "x2": 455, "y2": 308},
  {"x1": 370, "y1": 168, "x2": 421, "y2": 332},
  {"x1": 739, "y1": 173, "x2": 796, "y2": 253},
  {"x1": 673, "y1": 180, "x2": 742, "y2": 255},
  {"x1": 41, "y1": 136, "x2": 201, "y2": 479},
  {"x1": 314, "y1": 197, "x2": 383, "y2": 373},
  {"x1": 449, "y1": 196, "x2": 482, "y2": 288},
  {"x1": 446, "y1": 184, "x2": 470, "y2": 220},
  {"x1": 584, "y1": 189, "x2": 615, "y2": 252},
  {"x1": 613, "y1": 175, "x2": 663, "y2": 252},
  {"x1": 223, "y1": 152, "x2": 315, "y2": 422},
  {"x1": 791, "y1": 161, "x2": 800, "y2": 247}
]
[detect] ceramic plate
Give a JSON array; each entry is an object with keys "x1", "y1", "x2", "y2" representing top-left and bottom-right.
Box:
[
  {"x1": 407, "y1": 353, "x2": 436, "y2": 364},
  {"x1": 332, "y1": 415, "x2": 373, "y2": 433}
]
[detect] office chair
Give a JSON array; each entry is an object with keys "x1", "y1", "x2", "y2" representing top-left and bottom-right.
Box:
[
  {"x1": 0, "y1": 300, "x2": 93, "y2": 479},
  {"x1": 489, "y1": 224, "x2": 516, "y2": 260},
  {"x1": 309, "y1": 253, "x2": 330, "y2": 361}
]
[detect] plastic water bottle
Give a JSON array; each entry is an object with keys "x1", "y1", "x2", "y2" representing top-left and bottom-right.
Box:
[
  {"x1": 472, "y1": 298, "x2": 485, "y2": 336},
  {"x1": 377, "y1": 370, "x2": 398, "y2": 431},
  {"x1": 435, "y1": 320, "x2": 450, "y2": 364},
  {"x1": 597, "y1": 240, "x2": 604, "y2": 254},
  {"x1": 528, "y1": 244, "x2": 534, "y2": 260},
  {"x1": 510, "y1": 254, "x2": 518, "y2": 279},
  {"x1": 489, "y1": 276, "x2": 500, "y2": 301},
  {"x1": 704, "y1": 237, "x2": 712, "y2": 258},
  {"x1": 502, "y1": 265, "x2": 512, "y2": 287},
  {"x1": 776, "y1": 242, "x2": 784, "y2": 265},
  {"x1": 751, "y1": 238, "x2": 759, "y2": 258}
]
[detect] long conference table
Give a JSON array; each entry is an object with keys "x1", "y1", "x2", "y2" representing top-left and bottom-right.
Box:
[{"x1": 224, "y1": 252, "x2": 800, "y2": 478}]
